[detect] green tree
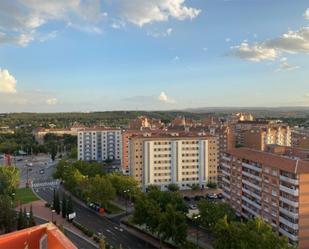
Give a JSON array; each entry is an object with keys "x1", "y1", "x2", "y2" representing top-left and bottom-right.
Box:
[
  {"x1": 0, "y1": 195, "x2": 16, "y2": 233},
  {"x1": 214, "y1": 217, "x2": 295, "y2": 249},
  {"x1": 53, "y1": 190, "x2": 60, "y2": 214},
  {"x1": 167, "y1": 183, "x2": 179, "y2": 192},
  {"x1": 88, "y1": 175, "x2": 115, "y2": 208},
  {"x1": 28, "y1": 205, "x2": 36, "y2": 227},
  {"x1": 0, "y1": 165, "x2": 19, "y2": 195},
  {"x1": 61, "y1": 194, "x2": 67, "y2": 218},
  {"x1": 198, "y1": 200, "x2": 236, "y2": 231},
  {"x1": 67, "y1": 195, "x2": 74, "y2": 217},
  {"x1": 23, "y1": 207, "x2": 29, "y2": 228},
  {"x1": 17, "y1": 207, "x2": 25, "y2": 230},
  {"x1": 159, "y1": 204, "x2": 187, "y2": 246}
]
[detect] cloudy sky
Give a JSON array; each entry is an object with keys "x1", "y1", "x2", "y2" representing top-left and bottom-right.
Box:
[{"x1": 0, "y1": 0, "x2": 309, "y2": 112}]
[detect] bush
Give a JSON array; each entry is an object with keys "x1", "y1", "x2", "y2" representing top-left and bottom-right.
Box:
[
  {"x1": 72, "y1": 220, "x2": 94, "y2": 237},
  {"x1": 207, "y1": 182, "x2": 217, "y2": 189}
]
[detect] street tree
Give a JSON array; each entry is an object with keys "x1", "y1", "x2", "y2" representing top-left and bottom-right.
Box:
[
  {"x1": 0, "y1": 166, "x2": 19, "y2": 195},
  {"x1": 0, "y1": 195, "x2": 16, "y2": 233},
  {"x1": 61, "y1": 194, "x2": 67, "y2": 218},
  {"x1": 28, "y1": 205, "x2": 36, "y2": 227},
  {"x1": 167, "y1": 183, "x2": 179, "y2": 192},
  {"x1": 17, "y1": 207, "x2": 25, "y2": 230},
  {"x1": 198, "y1": 200, "x2": 236, "y2": 231}
]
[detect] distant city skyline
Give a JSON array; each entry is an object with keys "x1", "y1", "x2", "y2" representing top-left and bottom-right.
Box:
[{"x1": 0, "y1": 0, "x2": 309, "y2": 112}]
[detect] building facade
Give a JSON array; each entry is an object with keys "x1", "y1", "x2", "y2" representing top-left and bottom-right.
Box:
[
  {"x1": 221, "y1": 148, "x2": 309, "y2": 248},
  {"x1": 78, "y1": 128, "x2": 122, "y2": 162},
  {"x1": 129, "y1": 134, "x2": 218, "y2": 191}
]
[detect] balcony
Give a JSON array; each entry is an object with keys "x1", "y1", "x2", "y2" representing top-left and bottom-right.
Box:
[
  {"x1": 242, "y1": 196, "x2": 261, "y2": 210},
  {"x1": 279, "y1": 228, "x2": 298, "y2": 242},
  {"x1": 221, "y1": 168, "x2": 230, "y2": 176},
  {"x1": 242, "y1": 162, "x2": 262, "y2": 172},
  {"x1": 242, "y1": 204, "x2": 259, "y2": 217},
  {"x1": 242, "y1": 188, "x2": 261, "y2": 200},
  {"x1": 279, "y1": 207, "x2": 298, "y2": 219},
  {"x1": 222, "y1": 156, "x2": 231, "y2": 161},
  {"x1": 221, "y1": 162, "x2": 230, "y2": 169},
  {"x1": 242, "y1": 171, "x2": 261, "y2": 181},
  {"x1": 279, "y1": 196, "x2": 299, "y2": 208},
  {"x1": 279, "y1": 185, "x2": 299, "y2": 196},
  {"x1": 221, "y1": 184, "x2": 231, "y2": 192},
  {"x1": 242, "y1": 179, "x2": 261, "y2": 191},
  {"x1": 222, "y1": 191, "x2": 230, "y2": 199},
  {"x1": 222, "y1": 177, "x2": 230, "y2": 184},
  {"x1": 279, "y1": 216, "x2": 299, "y2": 230},
  {"x1": 279, "y1": 175, "x2": 299, "y2": 185}
]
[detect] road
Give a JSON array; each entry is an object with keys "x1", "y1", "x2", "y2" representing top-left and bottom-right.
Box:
[
  {"x1": 35, "y1": 216, "x2": 97, "y2": 249},
  {"x1": 35, "y1": 187, "x2": 154, "y2": 249}
]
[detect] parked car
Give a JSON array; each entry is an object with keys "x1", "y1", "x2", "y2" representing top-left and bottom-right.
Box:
[
  {"x1": 217, "y1": 193, "x2": 223, "y2": 199},
  {"x1": 183, "y1": 196, "x2": 191, "y2": 202},
  {"x1": 207, "y1": 193, "x2": 218, "y2": 200},
  {"x1": 189, "y1": 204, "x2": 197, "y2": 210}
]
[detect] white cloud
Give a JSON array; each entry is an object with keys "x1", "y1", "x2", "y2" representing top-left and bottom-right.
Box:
[
  {"x1": 158, "y1": 91, "x2": 176, "y2": 104},
  {"x1": 230, "y1": 42, "x2": 278, "y2": 62},
  {"x1": 304, "y1": 8, "x2": 309, "y2": 20},
  {"x1": 114, "y1": 0, "x2": 201, "y2": 27},
  {"x1": 225, "y1": 38, "x2": 231, "y2": 42},
  {"x1": 147, "y1": 27, "x2": 172, "y2": 38},
  {"x1": 0, "y1": 0, "x2": 105, "y2": 46},
  {"x1": 172, "y1": 55, "x2": 180, "y2": 61},
  {"x1": 231, "y1": 8, "x2": 309, "y2": 62},
  {"x1": 304, "y1": 93, "x2": 309, "y2": 98},
  {"x1": 0, "y1": 68, "x2": 17, "y2": 93},
  {"x1": 46, "y1": 98, "x2": 58, "y2": 105},
  {"x1": 275, "y1": 57, "x2": 299, "y2": 72}
]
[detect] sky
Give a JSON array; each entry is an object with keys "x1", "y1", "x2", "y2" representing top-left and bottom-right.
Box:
[{"x1": 0, "y1": 0, "x2": 309, "y2": 112}]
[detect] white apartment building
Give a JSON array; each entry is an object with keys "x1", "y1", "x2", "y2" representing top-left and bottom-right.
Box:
[
  {"x1": 129, "y1": 134, "x2": 218, "y2": 191},
  {"x1": 78, "y1": 128, "x2": 122, "y2": 162}
]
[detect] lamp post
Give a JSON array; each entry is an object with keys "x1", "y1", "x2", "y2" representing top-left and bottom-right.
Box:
[
  {"x1": 193, "y1": 214, "x2": 201, "y2": 247},
  {"x1": 123, "y1": 189, "x2": 130, "y2": 215},
  {"x1": 51, "y1": 209, "x2": 56, "y2": 223}
]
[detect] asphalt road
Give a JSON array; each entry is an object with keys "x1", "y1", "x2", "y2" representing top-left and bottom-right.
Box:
[
  {"x1": 35, "y1": 187, "x2": 154, "y2": 249},
  {"x1": 35, "y1": 216, "x2": 97, "y2": 249}
]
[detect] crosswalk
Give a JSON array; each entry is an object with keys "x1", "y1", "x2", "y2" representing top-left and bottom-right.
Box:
[{"x1": 32, "y1": 180, "x2": 60, "y2": 188}]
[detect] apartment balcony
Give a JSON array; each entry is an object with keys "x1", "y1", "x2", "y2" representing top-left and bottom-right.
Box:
[
  {"x1": 221, "y1": 168, "x2": 230, "y2": 176},
  {"x1": 279, "y1": 216, "x2": 299, "y2": 230},
  {"x1": 222, "y1": 176, "x2": 230, "y2": 184},
  {"x1": 242, "y1": 162, "x2": 262, "y2": 172},
  {"x1": 279, "y1": 196, "x2": 299, "y2": 208},
  {"x1": 221, "y1": 162, "x2": 230, "y2": 168},
  {"x1": 242, "y1": 179, "x2": 261, "y2": 191},
  {"x1": 222, "y1": 191, "x2": 230, "y2": 199},
  {"x1": 242, "y1": 204, "x2": 259, "y2": 217},
  {"x1": 221, "y1": 184, "x2": 231, "y2": 192},
  {"x1": 280, "y1": 185, "x2": 299, "y2": 196},
  {"x1": 242, "y1": 171, "x2": 261, "y2": 182},
  {"x1": 242, "y1": 188, "x2": 261, "y2": 200},
  {"x1": 242, "y1": 196, "x2": 261, "y2": 210},
  {"x1": 279, "y1": 207, "x2": 299, "y2": 219},
  {"x1": 279, "y1": 175, "x2": 299, "y2": 185},
  {"x1": 279, "y1": 228, "x2": 298, "y2": 242},
  {"x1": 222, "y1": 156, "x2": 231, "y2": 161}
]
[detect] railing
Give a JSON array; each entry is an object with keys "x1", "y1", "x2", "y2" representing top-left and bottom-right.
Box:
[
  {"x1": 279, "y1": 216, "x2": 299, "y2": 230},
  {"x1": 242, "y1": 162, "x2": 262, "y2": 172},
  {"x1": 279, "y1": 175, "x2": 299, "y2": 185},
  {"x1": 242, "y1": 171, "x2": 261, "y2": 181},
  {"x1": 279, "y1": 196, "x2": 299, "y2": 208},
  {"x1": 242, "y1": 179, "x2": 261, "y2": 191},
  {"x1": 242, "y1": 196, "x2": 261, "y2": 210},
  {"x1": 279, "y1": 228, "x2": 298, "y2": 242},
  {"x1": 279, "y1": 207, "x2": 299, "y2": 219},
  {"x1": 280, "y1": 185, "x2": 299, "y2": 196}
]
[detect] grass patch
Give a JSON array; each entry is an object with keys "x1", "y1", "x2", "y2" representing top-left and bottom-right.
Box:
[
  {"x1": 106, "y1": 202, "x2": 123, "y2": 214},
  {"x1": 15, "y1": 187, "x2": 39, "y2": 206}
]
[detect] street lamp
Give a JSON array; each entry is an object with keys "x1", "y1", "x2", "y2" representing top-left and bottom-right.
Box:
[
  {"x1": 193, "y1": 214, "x2": 201, "y2": 247},
  {"x1": 123, "y1": 189, "x2": 130, "y2": 215},
  {"x1": 51, "y1": 209, "x2": 56, "y2": 224}
]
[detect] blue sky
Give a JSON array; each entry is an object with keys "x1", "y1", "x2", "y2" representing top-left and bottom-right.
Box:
[{"x1": 0, "y1": 0, "x2": 308, "y2": 112}]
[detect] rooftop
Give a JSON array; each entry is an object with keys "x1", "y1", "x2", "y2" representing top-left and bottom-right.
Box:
[{"x1": 227, "y1": 147, "x2": 309, "y2": 174}]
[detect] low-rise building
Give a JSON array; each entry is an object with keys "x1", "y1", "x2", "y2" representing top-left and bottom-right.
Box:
[
  {"x1": 221, "y1": 147, "x2": 309, "y2": 248},
  {"x1": 129, "y1": 133, "x2": 218, "y2": 191}
]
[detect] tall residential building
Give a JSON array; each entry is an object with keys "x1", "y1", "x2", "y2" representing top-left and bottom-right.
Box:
[
  {"x1": 78, "y1": 128, "x2": 122, "y2": 162},
  {"x1": 129, "y1": 134, "x2": 218, "y2": 191},
  {"x1": 237, "y1": 124, "x2": 291, "y2": 151},
  {"x1": 292, "y1": 128, "x2": 309, "y2": 149},
  {"x1": 221, "y1": 148, "x2": 309, "y2": 249}
]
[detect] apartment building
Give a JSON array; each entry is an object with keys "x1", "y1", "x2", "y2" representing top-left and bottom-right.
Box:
[
  {"x1": 237, "y1": 124, "x2": 291, "y2": 151},
  {"x1": 292, "y1": 128, "x2": 309, "y2": 149},
  {"x1": 78, "y1": 128, "x2": 122, "y2": 162},
  {"x1": 129, "y1": 134, "x2": 218, "y2": 191},
  {"x1": 221, "y1": 148, "x2": 309, "y2": 248}
]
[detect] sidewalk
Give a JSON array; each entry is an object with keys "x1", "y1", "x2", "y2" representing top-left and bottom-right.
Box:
[{"x1": 17, "y1": 200, "x2": 98, "y2": 249}]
